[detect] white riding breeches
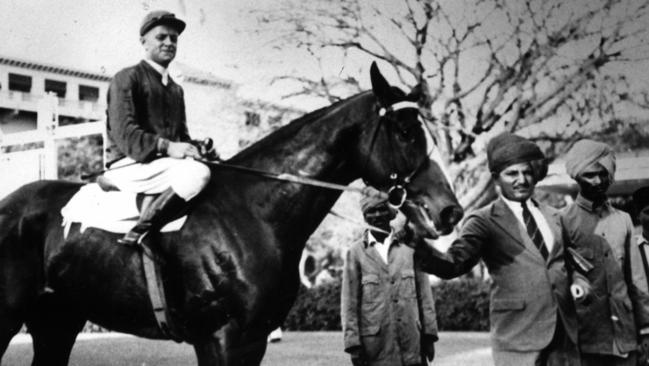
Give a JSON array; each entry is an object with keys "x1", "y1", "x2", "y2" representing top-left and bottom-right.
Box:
[{"x1": 104, "y1": 157, "x2": 211, "y2": 201}]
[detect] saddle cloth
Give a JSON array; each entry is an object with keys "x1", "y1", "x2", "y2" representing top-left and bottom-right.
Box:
[{"x1": 61, "y1": 183, "x2": 187, "y2": 238}]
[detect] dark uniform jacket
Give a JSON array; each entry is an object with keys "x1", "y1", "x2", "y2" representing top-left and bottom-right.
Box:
[
  {"x1": 341, "y1": 233, "x2": 438, "y2": 366},
  {"x1": 561, "y1": 198, "x2": 649, "y2": 355},
  {"x1": 415, "y1": 198, "x2": 578, "y2": 352},
  {"x1": 106, "y1": 60, "x2": 191, "y2": 164}
]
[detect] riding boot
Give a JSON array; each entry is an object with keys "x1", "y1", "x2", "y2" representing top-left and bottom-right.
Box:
[{"x1": 118, "y1": 188, "x2": 187, "y2": 245}]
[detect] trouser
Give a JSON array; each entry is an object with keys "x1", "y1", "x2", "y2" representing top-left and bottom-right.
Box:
[
  {"x1": 580, "y1": 352, "x2": 637, "y2": 366},
  {"x1": 104, "y1": 157, "x2": 211, "y2": 200},
  {"x1": 492, "y1": 317, "x2": 580, "y2": 366}
]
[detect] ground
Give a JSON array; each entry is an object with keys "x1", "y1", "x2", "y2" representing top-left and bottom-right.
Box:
[{"x1": 3, "y1": 331, "x2": 492, "y2": 366}]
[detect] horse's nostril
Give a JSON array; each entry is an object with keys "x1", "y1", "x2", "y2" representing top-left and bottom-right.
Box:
[{"x1": 440, "y1": 205, "x2": 464, "y2": 227}]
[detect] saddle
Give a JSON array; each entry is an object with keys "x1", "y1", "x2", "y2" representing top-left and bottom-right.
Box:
[{"x1": 60, "y1": 180, "x2": 187, "y2": 237}]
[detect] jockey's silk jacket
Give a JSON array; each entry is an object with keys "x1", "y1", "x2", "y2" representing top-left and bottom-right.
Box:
[
  {"x1": 105, "y1": 60, "x2": 191, "y2": 164},
  {"x1": 341, "y1": 233, "x2": 438, "y2": 366}
]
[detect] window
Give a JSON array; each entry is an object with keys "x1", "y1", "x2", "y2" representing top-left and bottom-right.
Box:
[
  {"x1": 244, "y1": 111, "x2": 260, "y2": 127},
  {"x1": 79, "y1": 85, "x2": 99, "y2": 102},
  {"x1": 268, "y1": 115, "x2": 283, "y2": 127},
  {"x1": 8, "y1": 73, "x2": 32, "y2": 92},
  {"x1": 45, "y1": 79, "x2": 66, "y2": 98}
]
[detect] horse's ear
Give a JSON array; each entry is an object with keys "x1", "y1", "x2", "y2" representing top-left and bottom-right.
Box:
[
  {"x1": 370, "y1": 61, "x2": 394, "y2": 107},
  {"x1": 407, "y1": 84, "x2": 423, "y2": 102}
]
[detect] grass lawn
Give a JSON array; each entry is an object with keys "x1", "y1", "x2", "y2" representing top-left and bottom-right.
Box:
[{"x1": 3, "y1": 331, "x2": 492, "y2": 366}]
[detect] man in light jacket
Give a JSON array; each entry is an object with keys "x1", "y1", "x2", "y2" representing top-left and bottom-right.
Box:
[{"x1": 341, "y1": 188, "x2": 437, "y2": 366}]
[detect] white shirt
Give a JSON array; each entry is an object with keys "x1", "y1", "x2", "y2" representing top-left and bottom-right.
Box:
[
  {"x1": 367, "y1": 230, "x2": 394, "y2": 264},
  {"x1": 500, "y1": 195, "x2": 555, "y2": 254},
  {"x1": 144, "y1": 58, "x2": 169, "y2": 86}
]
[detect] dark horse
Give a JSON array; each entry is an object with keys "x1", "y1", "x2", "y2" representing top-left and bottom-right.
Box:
[{"x1": 0, "y1": 63, "x2": 463, "y2": 365}]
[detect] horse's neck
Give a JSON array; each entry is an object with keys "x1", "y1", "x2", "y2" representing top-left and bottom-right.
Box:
[{"x1": 217, "y1": 93, "x2": 373, "y2": 247}]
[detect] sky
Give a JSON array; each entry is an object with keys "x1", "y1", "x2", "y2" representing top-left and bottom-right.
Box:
[{"x1": 0, "y1": 0, "x2": 317, "y2": 105}]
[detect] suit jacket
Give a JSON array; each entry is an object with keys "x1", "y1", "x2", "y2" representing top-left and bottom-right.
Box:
[
  {"x1": 341, "y1": 234, "x2": 438, "y2": 366},
  {"x1": 416, "y1": 197, "x2": 577, "y2": 352},
  {"x1": 105, "y1": 60, "x2": 191, "y2": 164}
]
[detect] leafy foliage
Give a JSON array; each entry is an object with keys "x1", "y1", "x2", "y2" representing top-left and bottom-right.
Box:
[
  {"x1": 432, "y1": 279, "x2": 490, "y2": 331},
  {"x1": 283, "y1": 277, "x2": 490, "y2": 331},
  {"x1": 284, "y1": 282, "x2": 343, "y2": 331},
  {"x1": 57, "y1": 134, "x2": 104, "y2": 182}
]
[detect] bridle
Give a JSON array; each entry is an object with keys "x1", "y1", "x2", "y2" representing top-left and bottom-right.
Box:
[{"x1": 362, "y1": 99, "x2": 425, "y2": 210}]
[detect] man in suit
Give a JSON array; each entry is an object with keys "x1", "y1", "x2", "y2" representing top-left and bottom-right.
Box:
[
  {"x1": 414, "y1": 132, "x2": 581, "y2": 366},
  {"x1": 341, "y1": 188, "x2": 437, "y2": 366},
  {"x1": 561, "y1": 141, "x2": 649, "y2": 365}
]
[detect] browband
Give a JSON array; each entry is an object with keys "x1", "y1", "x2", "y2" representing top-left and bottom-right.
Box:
[{"x1": 378, "y1": 101, "x2": 420, "y2": 116}]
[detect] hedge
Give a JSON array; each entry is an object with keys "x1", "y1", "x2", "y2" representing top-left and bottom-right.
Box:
[
  {"x1": 283, "y1": 277, "x2": 491, "y2": 331},
  {"x1": 18, "y1": 278, "x2": 489, "y2": 334}
]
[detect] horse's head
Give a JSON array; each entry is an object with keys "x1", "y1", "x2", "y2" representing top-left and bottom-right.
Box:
[
  {"x1": 354, "y1": 62, "x2": 462, "y2": 238},
  {"x1": 400, "y1": 159, "x2": 464, "y2": 239},
  {"x1": 353, "y1": 62, "x2": 427, "y2": 188}
]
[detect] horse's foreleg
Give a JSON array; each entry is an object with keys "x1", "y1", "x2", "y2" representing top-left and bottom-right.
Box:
[
  {"x1": 26, "y1": 300, "x2": 85, "y2": 366},
  {"x1": 194, "y1": 321, "x2": 268, "y2": 366},
  {"x1": 194, "y1": 335, "x2": 226, "y2": 366},
  {"x1": 0, "y1": 311, "x2": 23, "y2": 362}
]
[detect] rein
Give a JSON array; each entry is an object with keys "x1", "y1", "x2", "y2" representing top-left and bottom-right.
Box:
[{"x1": 198, "y1": 159, "x2": 365, "y2": 194}]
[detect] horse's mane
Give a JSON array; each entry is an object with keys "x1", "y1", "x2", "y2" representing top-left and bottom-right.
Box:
[{"x1": 229, "y1": 91, "x2": 372, "y2": 163}]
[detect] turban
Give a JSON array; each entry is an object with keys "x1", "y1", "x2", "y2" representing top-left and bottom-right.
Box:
[
  {"x1": 487, "y1": 132, "x2": 546, "y2": 176},
  {"x1": 564, "y1": 140, "x2": 616, "y2": 179},
  {"x1": 633, "y1": 186, "x2": 649, "y2": 211}
]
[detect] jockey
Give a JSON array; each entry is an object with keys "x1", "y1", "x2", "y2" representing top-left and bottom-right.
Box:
[{"x1": 104, "y1": 10, "x2": 213, "y2": 245}]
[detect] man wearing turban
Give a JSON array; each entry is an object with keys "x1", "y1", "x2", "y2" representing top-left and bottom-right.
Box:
[
  {"x1": 413, "y1": 132, "x2": 582, "y2": 365},
  {"x1": 341, "y1": 187, "x2": 438, "y2": 366},
  {"x1": 561, "y1": 139, "x2": 649, "y2": 365}
]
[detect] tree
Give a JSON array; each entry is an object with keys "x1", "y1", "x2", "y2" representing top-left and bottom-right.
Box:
[{"x1": 249, "y1": 0, "x2": 649, "y2": 210}]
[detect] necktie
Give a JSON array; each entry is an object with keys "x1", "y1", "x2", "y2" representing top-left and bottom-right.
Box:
[{"x1": 521, "y1": 201, "x2": 549, "y2": 259}]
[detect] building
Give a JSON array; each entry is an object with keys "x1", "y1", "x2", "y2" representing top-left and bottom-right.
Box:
[{"x1": 0, "y1": 56, "x2": 109, "y2": 133}]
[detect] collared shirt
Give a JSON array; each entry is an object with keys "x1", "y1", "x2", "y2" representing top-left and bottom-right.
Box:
[
  {"x1": 500, "y1": 195, "x2": 555, "y2": 254},
  {"x1": 144, "y1": 58, "x2": 169, "y2": 86},
  {"x1": 367, "y1": 230, "x2": 394, "y2": 264}
]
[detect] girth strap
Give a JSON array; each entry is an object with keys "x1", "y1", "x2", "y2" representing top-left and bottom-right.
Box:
[{"x1": 140, "y1": 241, "x2": 182, "y2": 342}]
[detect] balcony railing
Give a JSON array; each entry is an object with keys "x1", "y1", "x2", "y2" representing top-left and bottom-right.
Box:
[{"x1": 0, "y1": 89, "x2": 105, "y2": 117}]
